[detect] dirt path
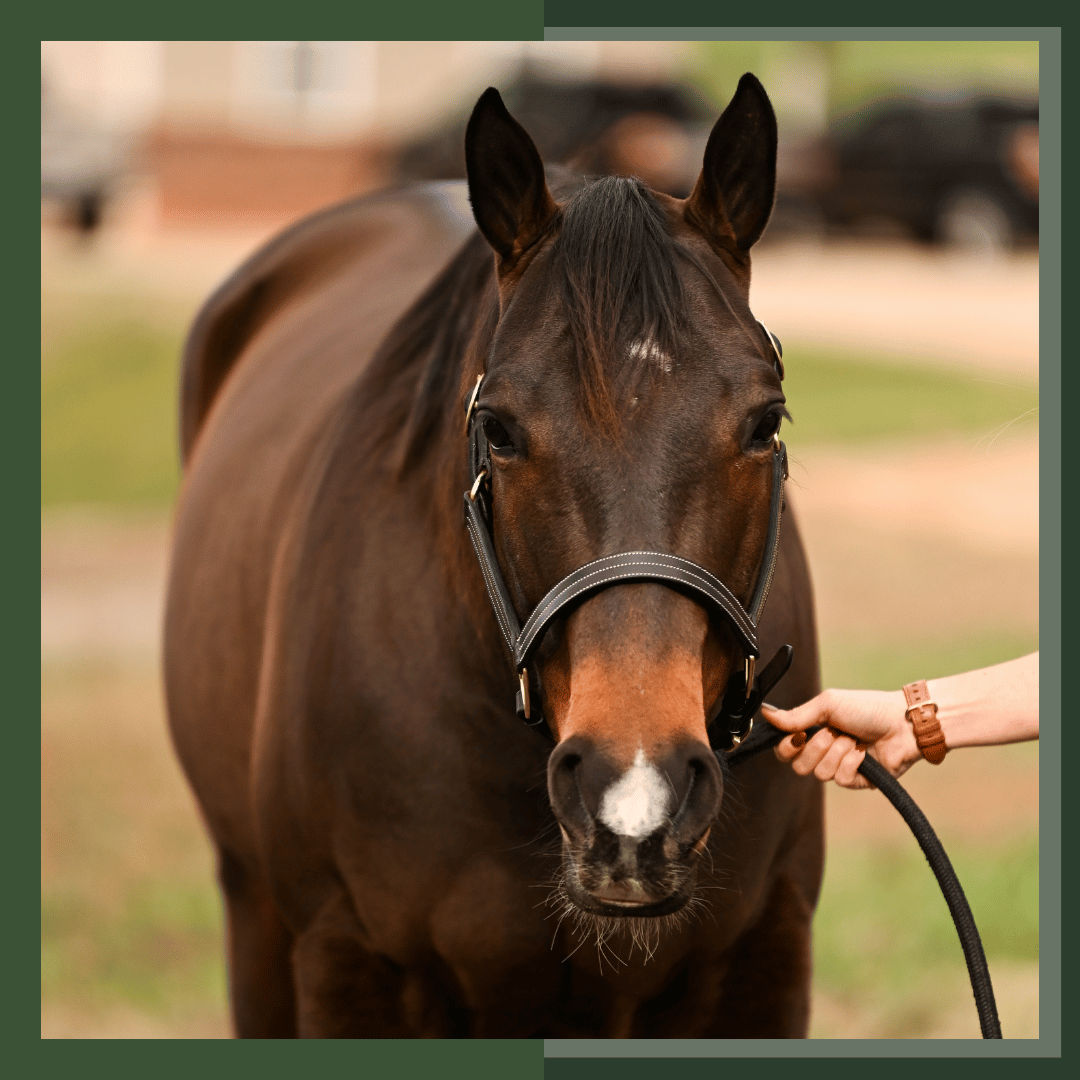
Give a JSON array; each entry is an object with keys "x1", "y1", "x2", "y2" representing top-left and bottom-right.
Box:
[
  {"x1": 753, "y1": 239, "x2": 1040, "y2": 375},
  {"x1": 791, "y1": 433, "x2": 1039, "y2": 644},
  {"x1": 41, "y1": 509, "x2": 171, "y2": 662}
]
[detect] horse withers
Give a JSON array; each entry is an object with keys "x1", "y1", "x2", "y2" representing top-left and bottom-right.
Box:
[{"x1": 164, "y1": 74, "x2": 824, "y2": 1038}]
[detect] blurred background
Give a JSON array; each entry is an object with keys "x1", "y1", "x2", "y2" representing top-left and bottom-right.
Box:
[{"x1": 41, "y1": 40, "x2": 1040, "y2": 1039}]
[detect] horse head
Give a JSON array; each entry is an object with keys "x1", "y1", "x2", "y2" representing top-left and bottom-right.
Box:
[{"x1": 464, "y1": 76, "x2": 785, "y2": 923}]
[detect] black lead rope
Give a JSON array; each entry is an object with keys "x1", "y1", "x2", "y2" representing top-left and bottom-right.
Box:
[{"x1": 726, "y1": 720, "x2": 1003, "y2": 1039}]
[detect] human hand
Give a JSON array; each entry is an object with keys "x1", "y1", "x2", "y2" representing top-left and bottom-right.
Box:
[{"x1": 760, "y1": 688, "x2": 920, "y2": 789}]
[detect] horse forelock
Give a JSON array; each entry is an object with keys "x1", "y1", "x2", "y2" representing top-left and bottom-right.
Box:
[
  {"x1": 553, "y1": 176, "x2": 690, "y2": 436},
  {"x1": 364, "y1": 176, "x2": 727, "y2": 486}
]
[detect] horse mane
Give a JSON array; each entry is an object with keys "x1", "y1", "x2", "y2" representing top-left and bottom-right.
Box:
[{"x1": 352, "y1": 228, "x2": 499, "y2": 478}]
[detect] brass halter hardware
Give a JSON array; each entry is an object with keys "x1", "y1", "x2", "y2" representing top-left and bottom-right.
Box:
[
  {"x1": 730, "y1": 716, "x2": 753, "y2": 747},
  {"x1": 464, "y1": 373, "x2": 484, "y2": 435},
  {"x1": 469, "y1": 468, "x2": 489, "y2": 502},
  {"x1": 518, "y1": 669, "x2": 532, "y2": 720}
]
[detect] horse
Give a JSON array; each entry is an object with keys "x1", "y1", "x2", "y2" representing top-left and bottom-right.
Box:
[{"x1": 164, "y1": 73, "x2": 824, "y2": 1039}]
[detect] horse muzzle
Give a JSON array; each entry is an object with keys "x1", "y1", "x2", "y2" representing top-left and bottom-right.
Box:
[{"x1": 547, "y1": 734, "x2": 723, "y2": 917}]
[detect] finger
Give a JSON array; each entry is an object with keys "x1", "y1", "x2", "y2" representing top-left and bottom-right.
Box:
[
  {"x1": 813, "y1": 735, "x2": 858, "y2": 782},
  {"x1": 760, "y1": 699, "x2": 825, "y2": 733},
  {"x1": 773, "y1": 731, "x2": 808, "y2": 762},
  {"x1": 833, "y1": 746, "x2": 867, "y2": 788},
  {"x1": 789, "y1": 728, "x2": 835, "y2": 777}
]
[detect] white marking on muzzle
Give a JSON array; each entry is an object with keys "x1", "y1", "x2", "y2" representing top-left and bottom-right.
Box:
[{"x1": 598, "y1": 749, "x2": 670, "y2": 839}]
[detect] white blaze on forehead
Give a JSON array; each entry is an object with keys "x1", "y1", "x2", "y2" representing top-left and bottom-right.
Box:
[
  {"x1": 628, "y1": 337, "x2": 673, "y2": 374},
  {"x1": 598, "y1": 749, "x2": 670, "y2": 838}
]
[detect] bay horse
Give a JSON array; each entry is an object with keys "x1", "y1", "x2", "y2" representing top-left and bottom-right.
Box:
[{"x1": 164, "y1": 74, "x2": 824, "y2": 1038}]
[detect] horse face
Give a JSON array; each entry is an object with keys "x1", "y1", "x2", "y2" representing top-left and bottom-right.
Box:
[{"x1": 466, "y1": 78, "x2": 782, "y2": 920}]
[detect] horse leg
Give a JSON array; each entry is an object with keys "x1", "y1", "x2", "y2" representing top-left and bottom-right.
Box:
[
  {"x1": 218, "y1": 848, "x2": 298, "y2": 1038},
  {"x1": 291, "y1": 888, "x2": 418, "y2": 1038}
]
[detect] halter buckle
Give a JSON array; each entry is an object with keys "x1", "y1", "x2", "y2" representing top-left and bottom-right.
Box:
[{"x1": 745, "y1": 655, "x2": 756, "y2": 701}]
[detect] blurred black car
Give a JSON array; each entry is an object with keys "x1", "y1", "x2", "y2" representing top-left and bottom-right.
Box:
[
  {"x1": 812, "y1": 94, "x2": 1039, "y2": 250},
  {"x1": 395, "y1": 68, "x2": 714, "y2": 198}
]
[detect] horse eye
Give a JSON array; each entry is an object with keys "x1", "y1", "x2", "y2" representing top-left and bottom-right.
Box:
[
  {"x1": 482, "y1": 416, "x2": 513, "y2": 451},
  {"x1": 753, "y1": 412, "x2": 781, "y2": 443}
]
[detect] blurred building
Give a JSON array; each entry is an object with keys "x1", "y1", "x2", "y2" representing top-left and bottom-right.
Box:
[
  {"x1": 40, "y1": 41, "x2": 692, "y2": 229},
  {"x1": 41, "y1": 40, "x2": 1039, "y2": 249}
]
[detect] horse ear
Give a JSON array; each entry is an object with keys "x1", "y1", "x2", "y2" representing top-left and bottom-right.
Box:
[
  {"x1": 465, "y1": 87, "x2": 558, "y2": 269},
  {"x1": 684, "y1": 73, "x2": 778, "y2": 256}
]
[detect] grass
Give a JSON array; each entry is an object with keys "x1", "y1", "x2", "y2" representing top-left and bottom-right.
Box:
[
  {"x1": 811, "y1": 837, "x2": 1039, "y2": 1038},
  {"x1": 780, "y1": 345, "x2": 1038, "y2": 450},
  {"x1": 820, "y1": 629, "x2": 1040, "y2": 692},
  {"x1": 41, "y1": 881, "x2": 224, "y2": 1012},
  {"x1": 815, "y1": 839, "x2": 1040, "y2": 988},
  {"x1": 39, "y1": 292, "x2": 1037, "y2": 510},
  {"x1": 41, "y1": 658, "x2": 229, "y2": 1036},
  {"x1": 41, "y1": 300, "x2": 186, "y2": 508}
]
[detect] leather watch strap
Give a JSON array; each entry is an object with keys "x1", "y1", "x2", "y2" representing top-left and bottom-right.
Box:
[{"x1": 903, "y1": 679, "x2": 947, "y2": 764}]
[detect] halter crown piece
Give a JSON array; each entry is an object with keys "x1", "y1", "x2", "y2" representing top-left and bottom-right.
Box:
[{"x1": 462, "y1": 321, "x2": 793, "y2": 753}]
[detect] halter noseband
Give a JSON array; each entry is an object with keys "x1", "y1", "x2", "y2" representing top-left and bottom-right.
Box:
[{"x1": 462, "y1": 321, "x2": 794, "y2": 753}]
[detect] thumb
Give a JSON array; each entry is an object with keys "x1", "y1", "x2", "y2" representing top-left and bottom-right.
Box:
[{"x1": 760, "y1": 697, "x2": 826, "y2": 732}]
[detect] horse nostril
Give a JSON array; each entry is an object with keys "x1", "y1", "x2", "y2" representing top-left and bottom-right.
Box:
[
  {"x1": 554, "y1": 751, "x2": 582, "y2": 773},
  {"x1": 665, "y1": 746, "x2": 724, "y2": 843},
  {"x1": 547, "y1": 739, "x2": 595, "y2": 842}
]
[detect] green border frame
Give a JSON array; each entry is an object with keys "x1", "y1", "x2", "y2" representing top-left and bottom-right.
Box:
[
  {"x1": 39, "y1": 0, "x2": 544, "y2": 40},
  {"x1": 541, "y1": 19, "x2": 1062, "y2": 1071},
  {"x1": 29, "y1": 2, "x2": 1067, "y2": 1075}
]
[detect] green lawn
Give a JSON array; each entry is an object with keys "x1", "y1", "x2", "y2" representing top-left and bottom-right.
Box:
[
  {"x1": 781, "y1": 346, "x2": 1038, "y2": 449},
  {"x1": 820, "y1": 629, "x2": 1040, "y2": 692},
  {"x1": 41, "y1": 879, "x2": 224, "y2": 1017},
  {"x1": 816, "y1": 839, "x2": 1040, "y2": 986},
  {"x1": 41, "y1": 301, "x2": 187, "y2": 508},
  {"x1": 811, "y1": 834, "x2": 1039, "y2": 1038}
]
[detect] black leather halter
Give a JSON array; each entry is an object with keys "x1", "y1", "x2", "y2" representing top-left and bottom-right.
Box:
[{"x1": 462, "y1": 322, "x2": 794, "y2": 753}]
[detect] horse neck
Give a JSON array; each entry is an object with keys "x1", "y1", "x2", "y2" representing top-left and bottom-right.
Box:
[{"x1": 385, "y1": 240, "x2": 501, "y2": 624}]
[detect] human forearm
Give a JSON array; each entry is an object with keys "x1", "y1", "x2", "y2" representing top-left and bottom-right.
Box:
[{"x1": 927, "y1": 652, "x2": 1039, "y2": 750}]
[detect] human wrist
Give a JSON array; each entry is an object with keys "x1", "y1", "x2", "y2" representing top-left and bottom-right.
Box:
[
  {"x1": 888, "y1": 688, "x2": 923, "y2": 767},
  {"x1": 902, "y1": 680, "x2": 949, "y2": 764}
]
